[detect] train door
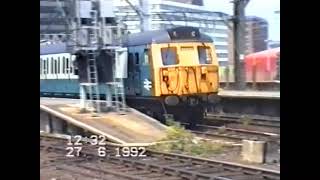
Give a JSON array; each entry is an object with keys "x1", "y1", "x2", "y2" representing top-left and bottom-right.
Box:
[
  {"x1": 133, "y1": 45, "x2": 152, "y2": 96},
  {"x1": 126, "y1": 46, "x2": 151, "y2": 96},
  {"x1": 133, "y1": 51, "x2": 141, "y2": 95},
  {"x1": 140, "y1": 47, "x2": 152, "y2": 96},
  {"x1": 126, "y1": 50, "x2": 135, "y2": 95}
]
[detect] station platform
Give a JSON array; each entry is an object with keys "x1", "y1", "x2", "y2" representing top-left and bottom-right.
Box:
[
  {"x1": 40, "y1": 98, "x2": 168, "y2": 145},
  {"x1": 218, "y1": 90, "x2": 280, "y2": 99}
]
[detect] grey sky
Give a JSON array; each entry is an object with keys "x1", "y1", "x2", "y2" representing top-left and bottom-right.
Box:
[{"x1": 204, "y1": 0, "x2": 280, "y2": 41}]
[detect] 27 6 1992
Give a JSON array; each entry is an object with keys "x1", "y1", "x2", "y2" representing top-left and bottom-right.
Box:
[{"x1": 97, "y1": 146, "x2": 147, "y2": 157}]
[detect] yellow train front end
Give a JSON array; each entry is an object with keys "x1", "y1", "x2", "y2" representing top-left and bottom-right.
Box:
[{"x1": 150, "y1": 42, "x2": 220, "y2": 105}]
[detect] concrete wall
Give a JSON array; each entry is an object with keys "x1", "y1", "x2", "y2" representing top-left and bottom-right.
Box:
[{"x1": 40, "y1": 109, "x2": 85, "y2": 135}]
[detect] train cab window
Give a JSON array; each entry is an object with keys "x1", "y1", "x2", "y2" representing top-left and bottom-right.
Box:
[
  {"x1": 161, "y1": 47, "x2": 178, "y2": 65},
  {"x1": 198, "y1": 47, "x2": 212, "y2": 64},
  {"x1": 135, "y1": 53, "x2": 139, "y2": 65},
  {"x1": 143, "y1": 49, "x2": 149, "y2": 65}
]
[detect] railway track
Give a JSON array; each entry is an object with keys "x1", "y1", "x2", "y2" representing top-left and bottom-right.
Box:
[
  {"x1": 191, "y1": 124, "x2": 280, "y2": 143},
  {"x1": 40, "y1": 132, "x2": 280, "y2": 180},
  {"x1": 205, "y1": 113, "x2": 280, "y2": 129}
]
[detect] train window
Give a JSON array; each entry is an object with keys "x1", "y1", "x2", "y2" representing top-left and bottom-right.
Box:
[
  {"x1": 51, "y1": 57, "x2": 54, "y2": 74},
  {"x1": 40, "y1": 58, "x2": 42, "y2": 75},
  {"x1": 46, "y1": 58, "x2": 50, "y2": 74},
  {"x1": 112, "y1": 29, "x2": 118, "y2": 36},
  {"x1": 45, "y1": 58, "x2": 48, "y2": 74},
  {"x1": 62, "y1": 57, "x2": 66, "y2": 74},
  {"x1": 43, "y1": 58, "x2": 46, "y2": 74},
  {"x1": 66, "y1": 58, "x2": 69, "y2": 73},
  {"x1": 57, "y1": 57, "x2": 60, "y2": 74},
  {"x1": 198, "y1": 47, "x2": 212, "y2": 64},
  {"x1": 135, "y1": 53, "x2": 139, "y2": 65},
  {"x1": 70, "y1": 58, "x2": 73, "y2": 73},
  {"x1": 161, "y1": 47, "x2": 178, "y2": 65},
  {"x1": 43, "y1": 58, "x2": 45, "y2": 75},
  {"x1": 128, "y1": 53, "x2": 134, "y2": 75},
  {"x1": 143, "y1": 49, "x2": 149, "y2": 65},
  {"x1": 53, "y1": 59, "x2": 58, "y2": 74},
  {"x1": 51, "y1": 58, "x2": 56, "y2": 74},
  {"x1": 128, "y1": 53, "x2": 133, "y2": 62}
]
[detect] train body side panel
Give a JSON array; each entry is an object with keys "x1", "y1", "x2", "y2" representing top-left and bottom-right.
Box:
[
  {"x1": 40, "y1": 79, "x2": 110, "y2": 96},
  {"x1": 40, "y1": 79, "x2": 79, "y2": 94}
]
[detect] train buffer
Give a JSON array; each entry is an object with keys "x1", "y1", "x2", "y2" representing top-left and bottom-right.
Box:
[{"x1": 40, "y1": 98, "x2": 168, "y2": 145}]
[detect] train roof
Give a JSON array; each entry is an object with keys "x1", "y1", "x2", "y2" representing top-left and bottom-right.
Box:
[
  {"x1": 40, "y1": 27, "x2": 213, "y2": 55},
  {"x1": 245, "y1": 48, "x2": 280, "y2": 61},
  {"x1": 40, "y1": 42, "x2": 68, "y2": 55},
  {"x1": 121, "y1": 26, "x2": 213, "y2": 46}
]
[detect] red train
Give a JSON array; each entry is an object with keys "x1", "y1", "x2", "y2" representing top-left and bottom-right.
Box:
[{"x1": 244, "y1": 47, "x2": 280, "y2": 82}]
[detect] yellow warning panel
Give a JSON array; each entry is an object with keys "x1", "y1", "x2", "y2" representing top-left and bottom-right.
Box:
[{"x1": 40, "y1": 98, "x2": 168, "y2": 144}]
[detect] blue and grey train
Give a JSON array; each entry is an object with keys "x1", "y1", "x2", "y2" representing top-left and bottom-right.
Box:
[{"x1": 40, "y1": 26, "x2": 221, "y2": 126}]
